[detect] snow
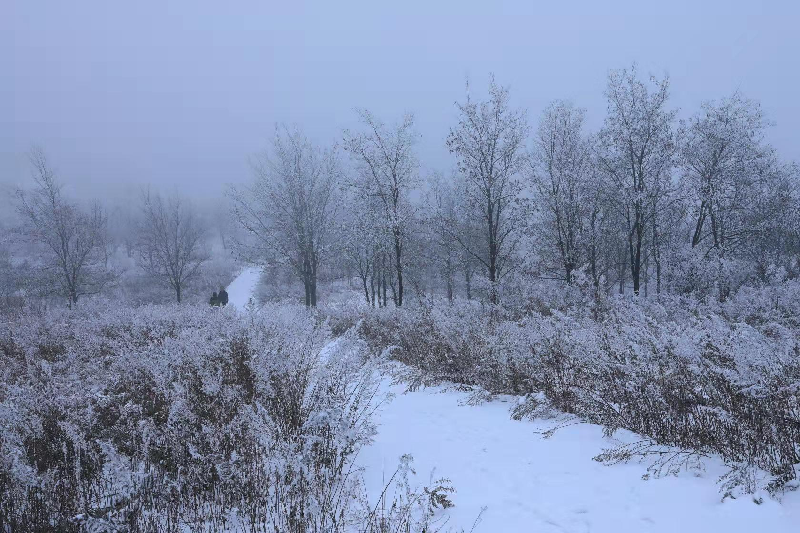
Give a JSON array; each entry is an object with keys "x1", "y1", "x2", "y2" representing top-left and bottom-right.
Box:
[
  {"x1": 225, "y1": 267, "x2": 261, "y2": 309},
  {"x1": 359, "y1": 378, "x2": 800, "y2": 532},
  {"x1": 223, "y1": 275, "x2": 800, "y2": 532},
  {"x1": 318, "y1": 337, "x2": 340, "y2": 364}
]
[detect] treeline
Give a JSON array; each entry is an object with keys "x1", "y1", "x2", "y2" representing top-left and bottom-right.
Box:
[
  {"x1": 232, "y1": 65, "x2": 799, "y2": 306},
  {"x1": 3, "y1": 148, "x2": 239, "y2": 308},
  {"x1": 5, "y1": 64, "x2": 798, "y2": 309}
]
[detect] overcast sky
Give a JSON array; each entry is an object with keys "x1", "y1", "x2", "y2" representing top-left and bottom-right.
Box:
[{"x1": 3, "y1": 0, "x2": 799, "y2": 203}]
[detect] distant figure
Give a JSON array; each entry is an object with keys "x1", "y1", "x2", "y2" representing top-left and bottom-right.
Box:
[
  {"x1": 210, "y1": 292, "x2": 219, "y2": 306},
  {"x1": 218, "y1": 286, "x2": 229, "y2": 306}
]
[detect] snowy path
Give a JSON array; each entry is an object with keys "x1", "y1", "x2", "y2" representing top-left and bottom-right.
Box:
[
  {"x1": 225, "y1": 267, "x2": 261, "y2": 309},
  {"x1": 224, "y1": 273, "x2": 799, "y2": 532},
  {"x1": 359, "y1": 379, "x2": 800, "y2": 532}
]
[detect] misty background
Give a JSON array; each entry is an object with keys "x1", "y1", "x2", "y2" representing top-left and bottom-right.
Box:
[{"x1": 3, "y1": 0, "x2": 799, "y2": 207}]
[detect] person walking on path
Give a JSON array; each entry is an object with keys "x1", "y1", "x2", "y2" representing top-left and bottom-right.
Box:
[{"x1": 218, "y1": 286, "x2": 229, "y2": 306}]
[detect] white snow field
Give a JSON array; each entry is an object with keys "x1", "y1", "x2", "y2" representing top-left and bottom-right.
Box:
[
  {"x1": 225, "y1": 266, "x2": 261, "y2": 309},
  {"x1": 359, "y1": 379, "x2": 800, "y2": 532}
]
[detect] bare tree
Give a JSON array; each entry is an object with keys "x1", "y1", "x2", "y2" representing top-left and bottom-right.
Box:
[
  {"x1": 137, "y1": 191, "x2": 208, "y2": 303},
  {"x1": 598, "y1": 66, "x2": 677, "y2": 295},
  {"x1": 528, "y1": 100, "x2": 593, "y2": 284},
  {"x1": 447, "y1": 77, "x2": 529, "y2": 303},
  {"x1": 341, "y1": 190, "x2": 386, "y2": 305},
  {"x1": 343, "y1": 110, "x2": 417, "y2": 307},
  {"x1": 16, "y1": 148, "x2": 114, "y2": 306},
  {"x1": 231, "y1": 126, "x2": 338, "y2": 307}
]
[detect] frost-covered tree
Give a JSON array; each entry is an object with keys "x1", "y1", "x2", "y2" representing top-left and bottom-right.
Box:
[
  {"x1": 447, "y1": 77, "x2": 529, "y2": 303},
  {"x1": 137, "y1": 191, "x2": 208, "y2": 303},
  {"x1": 426, "y1": 174, "x2": 461, "y2": 301},
  {"x1": 528, "y1": 100, "x2": 594, "y2": 284},
  {"x1": 341, "y1": 190, "x2": 388, "y2": 306},
  {"x1": 744, "y1": 160, "x2": 800, "y2": 281},
  {"x1": 681, "y1": 93, "x2": 773, "y2": 255},
  {"x1": 16, "y1": 148, "x2": 114, "y2": 306},
  {"x1": 343, "y1": 110, "x2": 418, "y2": 307},
  {"x1": 672, "y1": 94, "x2": 800, "y2": 296},
  {"x1": 598, "y1": 66, "x2": 678, "y2": 295},
  {"x1": 232, "y1": 126, "x2": 338, "y2": 306}
]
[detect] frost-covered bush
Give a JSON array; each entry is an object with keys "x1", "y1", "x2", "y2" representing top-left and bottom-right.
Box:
[
  {"x1": 719, "y1": 279, "x2": 800, "y2": 329},
  {"x1": 360, "y1": 454, "x2": 457, "y2": 533},
  {"x1": 317, "y1": 294, "x2": 371, "y2": 337},
  {"x1": 0, "y1": 303, "x2": 376, "y2": 532},
  {"x1": 358, "y1": 294, "x2": 800, "y2": 496}
]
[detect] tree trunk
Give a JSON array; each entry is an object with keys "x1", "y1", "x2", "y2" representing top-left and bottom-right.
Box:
[
  {"x1": 692, "y1": 201, "x2": 707, "y2": 247},
  {"x1": 589, "y1": 211, "x2": 599, "y2": 289},
  {"x1": 488, "y1": 236, "x2": 498, "y2": 304},
  {"x1": 464, "y1": 262, "x2": 472, "y2": 300},
  {"x1": 393, "y1": 229, "x2": 403, "y2": 306},
  {"x1": 446, "y1": 259, "x2": 454, "y2": 303},
  {"x1": 656, "y1": 257, "x2": 662, "y2": 294},
  {"x1": 369, "y1": 262, "x2": 376, "y2": 307},
  {"x1": 652, "y1": 202, "x2": 662, "y2": 295},
  {"x1": 487, "y1": 196, "x2": 498, "y2": 304},
  {"x1": 630, "y1": 214, "x2": 643, "y2": 295},
  {"x1": 361, "y1": 275, "x2": 370, "y2": 304},
  {"x1": 382, "y1": 267, "x2": 388, "y2": 307},
  {"x1": 310, "y1": 256, "x2": 318, "y2": 306}
]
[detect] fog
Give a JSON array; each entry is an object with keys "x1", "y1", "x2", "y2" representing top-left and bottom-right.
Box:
[{"x1": 3, "y1": 0, "x2": 798, "y2": 203}]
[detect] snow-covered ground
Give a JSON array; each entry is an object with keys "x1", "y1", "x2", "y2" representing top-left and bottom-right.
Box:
[
  {"x1": 359, "y1": 379, "x2": 800, "y2": 532},
  {"x1": 225, "y1": 267, "x2": 261, "y2": 309},
  {"x1": 225, "y1": 272, "x2": 799, "y2": 532}
]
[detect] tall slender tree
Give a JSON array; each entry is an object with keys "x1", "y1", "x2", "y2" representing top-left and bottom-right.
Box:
[
  {"x1": 137, "y1": 191, "x2": 208, "y2": 303},
  {"x1": 528, "y1": 100, "x2": 593, "y2": 284},
  {"x1": 231, "y1": 126, "x2": 338, "y2": 307},
  {"x1": 16, "y1": 148, "x2": 114, "y2": 306},
  {"x1": 447, "y1": 77, "x2": 529, "y2": 303},
  {"x1": 598, "y1": 66, "x2": 677, "y2": 295},
  {"x1": 343, "y1": 110, "x2": 417, "y2": 306}
]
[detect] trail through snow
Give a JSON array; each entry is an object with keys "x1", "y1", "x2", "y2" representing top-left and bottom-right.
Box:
[
  {"x1": 225, "y1": 267, "x2": 261, "y2": 309},
  {"x1": 224, "y1": 271, "x2": 799, "y2": 532},
  {"x1": 358, "y1": 379, "x2": 800, "y2": 532}
]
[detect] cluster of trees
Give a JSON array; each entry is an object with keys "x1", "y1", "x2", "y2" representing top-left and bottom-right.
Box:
[
  {"x1": 10, "y1": 149, "x2": 214, "y2": 305},
  {"x1": 233, "y1": 66, "x2": 799, "y2": 306},
  {"x1": 8, "y1": 65, "x2": 797, "y2": 309}
]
